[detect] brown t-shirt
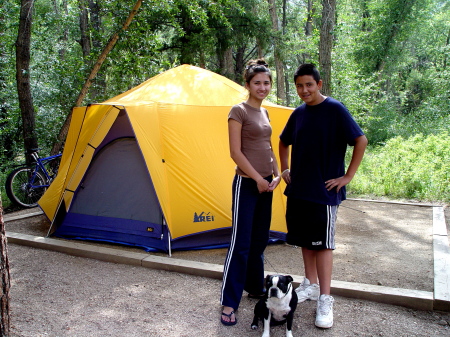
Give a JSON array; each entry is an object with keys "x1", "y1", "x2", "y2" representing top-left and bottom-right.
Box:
[{"x1": 228, "y1": 102, "x2": 274, "y2": 177}]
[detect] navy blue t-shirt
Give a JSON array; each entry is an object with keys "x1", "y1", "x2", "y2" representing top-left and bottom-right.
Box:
[{"x1": 279, "y1": 97, "x2": 364, "y2": 206}]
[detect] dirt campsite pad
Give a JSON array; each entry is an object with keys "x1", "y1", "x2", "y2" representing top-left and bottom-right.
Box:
[{"x1": 3, "y1": 199, "x2": 450, "y2": 336}]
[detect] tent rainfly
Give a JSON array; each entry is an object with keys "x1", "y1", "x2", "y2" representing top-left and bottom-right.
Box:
[{"x1": 39, "y1": 64, "x2": 293, "y2": 254}]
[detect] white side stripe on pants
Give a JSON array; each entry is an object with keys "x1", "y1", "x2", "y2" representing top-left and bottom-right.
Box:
[{"x1": 220, "y1": 175, "x2": 242, "y2": 302}]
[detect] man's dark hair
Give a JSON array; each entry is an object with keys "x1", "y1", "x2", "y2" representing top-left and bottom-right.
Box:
[{"x1": 293, "y1": 63, "x2": 321, "y2": 84}]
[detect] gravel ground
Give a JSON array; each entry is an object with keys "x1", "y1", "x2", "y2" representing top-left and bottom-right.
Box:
[
  {"x1": 7, "y1": 244, "x2": 450, "y2": 337},
  {"x1": 3, "y1": 199, "x2": 450, "y2": 336}
]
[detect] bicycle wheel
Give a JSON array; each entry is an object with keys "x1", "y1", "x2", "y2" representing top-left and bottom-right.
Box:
[{"x1": 5, "y1": 167, "x2": 48, "y2": 208}]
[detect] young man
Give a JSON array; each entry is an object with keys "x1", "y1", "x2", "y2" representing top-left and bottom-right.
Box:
[{"x1": 279, "y1": 64, "x2": 367, "y2": 329}]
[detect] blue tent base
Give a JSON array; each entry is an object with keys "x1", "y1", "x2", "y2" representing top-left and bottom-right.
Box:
[
  {"x1": 52, "y1": 225, "x2": 234, "y2": 253},
  {"x1": 53, "y1": 213, "x2": 170, "y2": 252},
  {"x1": 51, "y1": 233, "x2": 286, "y2": 253},
  {"x1": 170, "y1": 230, "x2": 286, "y2": 252},
  {"x1": 52, "y1": 212, "x2": 287, "y2": 253},
  {"x1": 51, "y1": 234, "x2": 165, "y2": 252}
]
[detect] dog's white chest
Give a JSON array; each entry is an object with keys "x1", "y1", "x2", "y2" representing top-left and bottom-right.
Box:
[{"x1": 266, "y1": 297, "x2": 292, "y2": 321}]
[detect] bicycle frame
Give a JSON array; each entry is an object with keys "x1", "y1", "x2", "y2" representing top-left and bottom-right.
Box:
[{"x1": 28, "y1": 152, "x2": 62, "y2": 188}]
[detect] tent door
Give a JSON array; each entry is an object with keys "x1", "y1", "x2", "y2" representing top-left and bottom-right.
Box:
[{"x1": 54, "y1": 137, "x2": 167, "y2": 251}]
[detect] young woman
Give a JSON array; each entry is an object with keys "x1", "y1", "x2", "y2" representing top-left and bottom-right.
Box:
[{"x1": 220, "y1": 59, "x2": 281, "y2": 326}]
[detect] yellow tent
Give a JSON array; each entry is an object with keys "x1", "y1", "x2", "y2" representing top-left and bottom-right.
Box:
[{"x1": 39, "y1": 64, "x2": 293, "y2": 253}]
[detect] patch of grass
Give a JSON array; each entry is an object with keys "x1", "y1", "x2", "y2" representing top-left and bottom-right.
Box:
[{"x1": 348, "y1": 132, "x2": 450, "y2": 203}]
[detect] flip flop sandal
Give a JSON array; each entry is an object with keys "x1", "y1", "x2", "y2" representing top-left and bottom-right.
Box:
[{"x1": 221, "y1": 311, "x2": 237, "y2": 326}]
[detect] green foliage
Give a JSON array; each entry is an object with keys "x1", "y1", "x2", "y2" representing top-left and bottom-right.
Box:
[
  {"x1": 333, "y1": 0, "x2": 450, "y2": 146},
  {"x1": 84, "y1": 0, "x2": 250, "y2": 98},
  {"x1": 348, "y1": 133, "x2": 450, "y2": 202},
  {"x1": 281, "y1": 0, "x2": 321, "y2": 106},
  {"x1": 0, "y1": 1, "x2": 22, "y2": 171},
  {"x1": 1, "y1": 0, "x2": 450, "y2": 204},
  {"x1": 0, "y1": 173, "x2": 8, "y2": 210}
]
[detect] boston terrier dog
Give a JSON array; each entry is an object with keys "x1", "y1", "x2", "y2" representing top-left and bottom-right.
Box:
[{"x1": 251, "y1": 274, "x2": 298, "y2": 337}]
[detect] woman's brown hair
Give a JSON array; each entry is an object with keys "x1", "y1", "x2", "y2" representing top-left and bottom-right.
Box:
[{"x1": 243, "y1": 59, "x2": 272, "y2": 84}]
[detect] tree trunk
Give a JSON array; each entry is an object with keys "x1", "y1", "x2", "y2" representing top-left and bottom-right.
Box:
[
  {"x1": 0, "y1": 197, "x2": 11, "y2": 336},
  {"x1": 87, "y1": 0, "x2": 106, "y2": 99},
  {"x1": 300, "y1": 0, "x2": 315, "y2": 64},
  {"x1": 53, "y1": 0, "x2": 69, "y2": 59},
  {"x1": 89, "y1": 0, "x2": 102, "y2": 50},
  {"x1": 199, "y1": 50, "x2": 206, "y2": 69},
  {"x1": 255, "y1": 37, "x2": 264, "y2": 59},
  {"x1": 305, "y1": 0, "x2": 314, "y2": 36},
  {"x1": 216, "y1": 32, "x2": 233, "y2": 79},
  {"x1": 16, "y1": 0, "x2": 38, "y2": 161},
  {"x1": 360, "y1": 0, "x2": 370, "y2": 31},
  {"x1": 78, "y1": 0, "x2": 91, "y2": 58},
  {"x1": 281, "y1": 0, "x2": 290, "y2": 105},
  {"x1": 220, "y1": 47, "x2": 234, "y2": 80},
  {"x1": 444, "y1": 28, "x2": 450, "y2": 69},
  {"x1": 234, "y1": 45, "x2": 246, "y2": 84},
  {"x1": 267, "y1": 0, "x2": 286, "y2": 104},
  {"x1": 51, "y1": 0, "x2": 143, "y2": 155},
  {"x1": 319, "y1": 0, "x2": 336, "y2": 97},
  {"x1": 284, "y1": 63, "x2": 290, "y2": 106},
  {"x1": 282, "y1": 0, "x2": 287, "y2": 35}
]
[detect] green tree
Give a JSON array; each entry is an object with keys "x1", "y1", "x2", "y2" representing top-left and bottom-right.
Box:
[
  {"x1": 318, "y1": 0, "x2": 335, "y2": 96},
  {"x1": 51, "y1": 0, "x2": 143, "y2": 155},
  {"x1": 333, "y1": 0, "x2": 449, "y2": 144},
  {"x1": 353, "y1": 0, "x2": 428, "y2": 74},
  {"x1": 0, "y1": 1, "x2": 21, "y2": 164},
  {"x1": 268, "y1": 0, "x2": 286, "y2": 103},
  {"x1": 1, "y1": 0, "x2": 449, "y2": 175},
  {"x1": 16, "y1": 0, "x2": 38, "y2": 161}
]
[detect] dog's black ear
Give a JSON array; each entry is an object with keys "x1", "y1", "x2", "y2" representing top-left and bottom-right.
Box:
[
  {"x1": 265, "y1": 274, "x2": 272, "y2": 285},
  {"x1": 286, "y1": 275, "x2": 293, "y2": 283}
]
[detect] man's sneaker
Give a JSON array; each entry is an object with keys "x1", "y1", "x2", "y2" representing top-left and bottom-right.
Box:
[
  {"x1": 315, "y1": 294, "x2": 334, "y2": 328},
  {"x1": 295, "y1": 278, "x2": 319, "y2": 303}
]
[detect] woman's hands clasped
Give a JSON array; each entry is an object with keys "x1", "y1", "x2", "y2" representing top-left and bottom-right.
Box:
[
  {"x1": 257, "y1": 175, "x2": 281, "y2": 193},
  {"x1": 268, "y1": 175, "x2": 281, "y2": 192}
]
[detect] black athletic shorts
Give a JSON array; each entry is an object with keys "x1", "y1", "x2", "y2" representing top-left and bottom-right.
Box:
[{"x1": 285, "y1": 197, "x2": 338, "y2": 250}]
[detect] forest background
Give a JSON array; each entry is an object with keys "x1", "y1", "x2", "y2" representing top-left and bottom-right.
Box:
[{"x1": 0, "y1": 0, "x2": 449, "y2": 208}]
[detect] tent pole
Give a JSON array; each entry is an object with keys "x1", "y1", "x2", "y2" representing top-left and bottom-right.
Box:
[
  {"x1": 164, "y1": 218, "x2": 171, "y2": 257},
  {"x1": 168, "y1": 231, "x2": 172, "y2": 257}
]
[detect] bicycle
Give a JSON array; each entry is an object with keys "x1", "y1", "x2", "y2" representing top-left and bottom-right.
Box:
[{"x1": 5, "y1": 149, "x2": 62, "y2": 208}]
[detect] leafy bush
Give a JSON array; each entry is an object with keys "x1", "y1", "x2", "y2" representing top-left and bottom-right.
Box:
[
  {"x1": 348, "y1": 132, "x2": 450, "y2": 202},
  {"x1": 0, "y1": 172, "x2": 10, "y2": 210}
]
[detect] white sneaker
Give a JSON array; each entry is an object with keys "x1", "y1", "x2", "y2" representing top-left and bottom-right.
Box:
[
  {"x1": 295, "y1": 278, "x2": 319, "y2": 303},
  {"x1": 315, "y1": 294, "x2": 334, "y2": 328}
]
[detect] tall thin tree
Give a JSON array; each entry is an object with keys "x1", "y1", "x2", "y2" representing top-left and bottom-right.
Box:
[
  {"x1": 78, "y1": 0, "x2": 91, "y2": 58},
  {"x1": 268, "y1": 0, "x2": 286, "y2": 104},
  {"x1": 16, "y1": 0, "x2": 38, "y2": 159},
  {"x1": 319, "y1": 0, "x2": 336, "y2": 96}
]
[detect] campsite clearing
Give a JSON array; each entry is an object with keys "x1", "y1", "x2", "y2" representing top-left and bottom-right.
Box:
[{"x1": 3, "y1": 199, "x2": 450, "y2": 336}]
